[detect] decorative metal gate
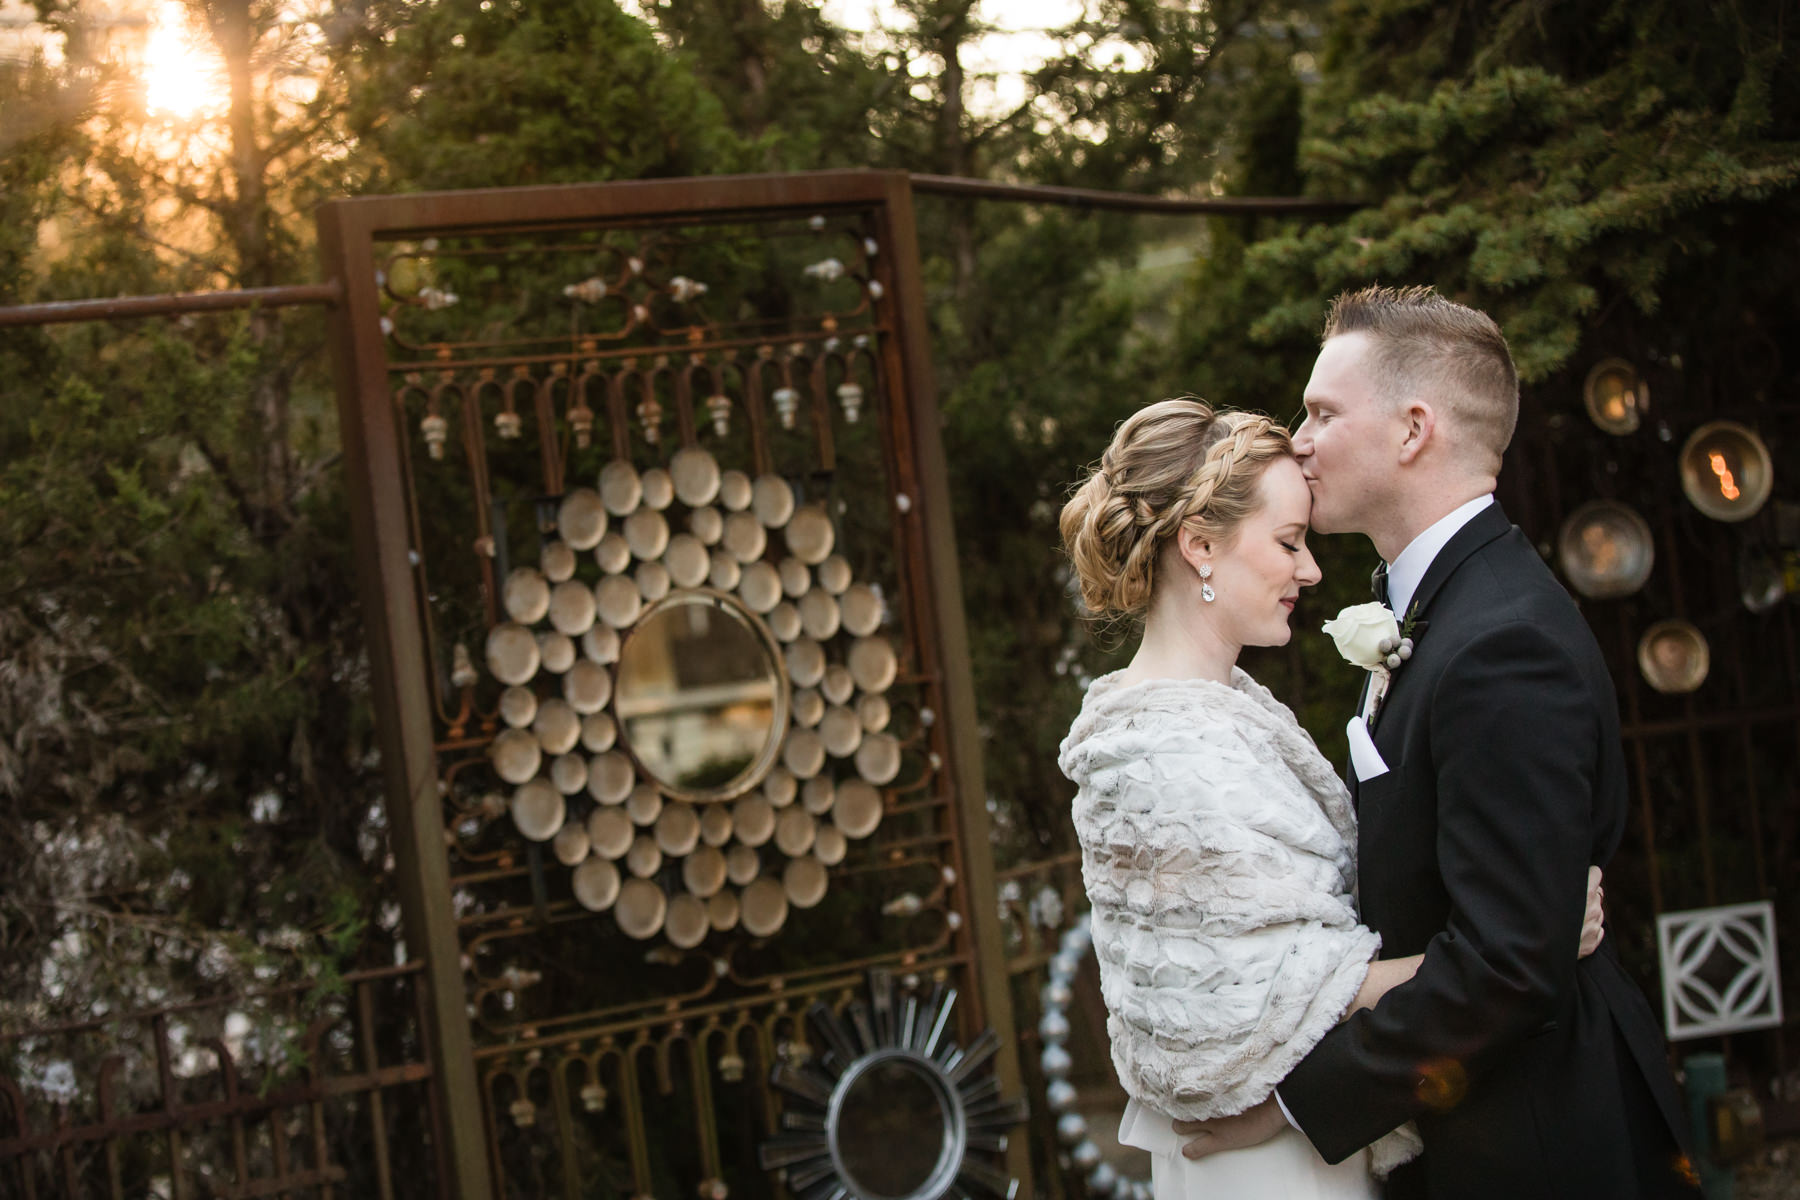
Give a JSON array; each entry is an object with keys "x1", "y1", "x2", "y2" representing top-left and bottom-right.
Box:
[{"x1": 316, "y1": 170, "x2": 1026, "y2": 1200}]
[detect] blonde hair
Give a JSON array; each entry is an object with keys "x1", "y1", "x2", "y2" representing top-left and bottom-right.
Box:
[
  {"x1": 1323, "y1": 285, "x2": 1519, "y2": 471},
  {"x1": 1060, "y1": 399, "x2": 1294, "y2": 618}
]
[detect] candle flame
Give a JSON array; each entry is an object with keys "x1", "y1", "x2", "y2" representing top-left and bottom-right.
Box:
[{"x1": 1709, "y1": 451, "x2": 1741, "y2": 502}]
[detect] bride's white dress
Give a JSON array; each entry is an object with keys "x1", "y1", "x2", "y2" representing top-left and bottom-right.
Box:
[
  {"x1": 1058, "y1": 670, "x2": 1418, "y2": 1200},
  {"x1": 1118, "y1": 1099, "x2": 1377, "y2": 1200}
]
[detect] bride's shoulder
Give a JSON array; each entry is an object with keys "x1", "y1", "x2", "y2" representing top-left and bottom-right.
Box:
[{"x1": 1058, "y1": 672, "x2": 1261, "y2": 770}]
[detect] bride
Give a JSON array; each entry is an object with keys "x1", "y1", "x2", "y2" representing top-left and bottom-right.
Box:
[{"x1": 1056, "y1": 399, "x2": 1600, "y2": 1198}]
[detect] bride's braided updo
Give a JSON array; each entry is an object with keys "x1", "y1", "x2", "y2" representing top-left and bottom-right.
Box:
[{"x1": 1060, "y1": 399, "x2": 1294, "y2": 618}]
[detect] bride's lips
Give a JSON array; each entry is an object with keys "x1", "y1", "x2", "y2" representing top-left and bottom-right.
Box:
[{"x1": 1280, "y1": 596, "x2": 1297, "y2": 612}]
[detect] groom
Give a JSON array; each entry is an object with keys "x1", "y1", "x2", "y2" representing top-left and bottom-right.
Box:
[{"x1": 1175, "y1": 286, "x2": 1697, "y2": 1198}]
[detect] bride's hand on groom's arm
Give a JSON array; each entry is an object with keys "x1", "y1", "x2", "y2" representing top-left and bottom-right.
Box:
[{"x1": 1173, "y1": 1097, "x2": 1287, "y2": 1160}]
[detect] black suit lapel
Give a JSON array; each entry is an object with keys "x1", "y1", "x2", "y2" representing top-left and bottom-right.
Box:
[{"x1": 1399, "y1": 501, "x2": 1513, "y2": 624}]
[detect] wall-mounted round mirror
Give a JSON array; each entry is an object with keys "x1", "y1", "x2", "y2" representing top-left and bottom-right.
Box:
[
  {"x1": 1638, "y1": 619, "x2": 1710, "y2": 694},
  {"x1": 614, "y1": 591, "x2": 788, "y2": 801},
  {"x1": 1557, "y1": 500, "x2": 1655, "y2": 599},
  {"x1": 1680, "y1": 420, "x2": 1773, "y2": 523},
  {"x1": 832, "y1": 1052, "x2": 963, "y2": 1199},
  {"x1": 1584, "y1": 358, "x2": 1648, "y2": 435}
]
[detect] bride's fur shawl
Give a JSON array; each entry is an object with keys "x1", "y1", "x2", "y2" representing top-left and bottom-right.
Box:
[{"x1": 1059, "y1": 668, "x2": 1419, "y2": 1174}]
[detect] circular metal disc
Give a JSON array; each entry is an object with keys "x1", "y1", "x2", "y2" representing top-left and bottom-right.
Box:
[
  {"x1": 683, "y1": 845, "x2": 727, "y2": 898},
  {"x1": 779, "y1": 557, "x2": 811, "y2": 598},
  {"x1": 801, "y1": 776, "x2": 835, "y2": 816},
  {"x1": 707, "y1": 888, "x2": 740, "y2": 931},
  {"x1": 839, "y1": 584, "x2": 882, "y2": 637},
  {"x1": 738, "y1": 561, "x2": 782, "y2": 614},
  {"x1": 510, "y1": 779, "x2": 563, "y2": 841},
  {"x1": 785, "y1": 639, "x2": 826, "y2": 689},
  {"x1": 491, "y1": 728, "x2": 542, "y2": 785},
  {"x1": 666, "y1": 892, "x2": 709, "y2": 948},
  {"x1": 848, "y1": 637, "x2": 898, "y2": 693},
  {"x1": 832, "y1": 779, "x2": 883, "y2": 839},
  {"x1": 503, "y1": 568, "x2": 552, "y2": 625},
  {"x1": 688, "y1": 506, "x2": 723, "y2": 546},
  {"x1": 664, "y1": 534, "x2": 710, "y2": 589},
  {"x1": 792, "y1": 688, "x2": 825, "y2": 728},
  {"x1": 615, "y1": 877, "x2": 667, "y2": 939},
  {"x1": 671, "y1": 446, "x2": 723, "y2": 508},
  {"x1": 708, "y1": 551, "x2": 742, "y2": 592},
  {"x1": 733, "y1": 795, "x2": 775, "y2": 847},
  {"x1": 640, "y1": 467, "x2": 675, "y2": 511},
  {"x1": 856, "y1": 693, "x2": 890, "y2": 733},
  {"x1": 599, "y1": 461, "x2": 643, "y2": 517},
  {"x1": 499, "y1": 685, "x2": 538, "y2": 729},
  {"x1": 783, "y1": 856, "x2": 828, "y2": 909},
  {"x1": 784, "y1": 506, "x2": 835, "y2": 565},
  {"x1": 763, "y1": 767, "x2": 798, "y2": 809},
  {"x1": 725, "y1": 844, "x2": 761, "y2": 886},
  {"x1": 580, "y1": 711, "x2": 617, "y2": 753},
  {"x1": 853, "y1": 734, "x2": 901, "y2": 787},
  {"x1": 821, "y1": 665, "x2": 855, "y2": 707},
  {"x1": 557, "y1": 488, "x2": 608, "y2": 550},
  {"x1": 485, "y1": 623, "x2": 540, "y2": 686},
  {"x1": 532, "y1": 698, "x2": 581, "y2": 756},
  {"x1": 655, "y1": 802, "x2": 700, "y2": 857},
  {"x1": 722, "y1": 511, "x2": 767, "y2": 563},
  {"x1": 587, "y1": 751, "x2": 635, "y2": 804},
  {"x1": 740, "y1": 877, "x2": 789, "y2": 937},
  {"x1": 540, "y1": 541, "x2": 578, "y2": 583},
  {"x1": 564, "y1": 660, "x2": 613, "y2": 714},
  {"x1": 549, "y1": 580, "x2": 597, "y2": 637},
  {"x1": 774, "y1": 807, "x2": 816, "y2": 857},
  {"x1": 626, "y1": 834, "x2": 662, "y2": 878},
  {"x1": 583, "y1": 625, "x2": 621, "y2": 664},
  {"x1": 782, "y1": 727, "x2": 826, "y2": 780},
  {"x1": 636, "y1": 560, "x2": 671, "y2": 603},
  {"x1": 587, "y1": 806, "x2": 634, "y2": 859},
  {"x1": 595, "y1": 575, "x2": 643, "y2": 628},
  {"x1": 571, "y1": 858, "x2": 621, "y2": 911},
  {"x1": 767, "y1": 601, "x2": 802, "y2": 642},
  {"x1": 553, "y1": 821, "x2": 591, "y2": 866},
  {"x1": 595, "y1": 531, "x2": 632, "y2": 575},
  {"x1": 699, "y1": 803, "x2": 733, "y2": 847},
  {"x1": 538, "y1": 631, "x2": 576, "y2": 674},
  {"x1": 817, "y1": 555, "x2": 852, "y2": 595},
  {"x1": 718, "y1": 470, "x2": 753, "y2": 512},
  {"x1": 623, "y1": 509, "x2": 670, "y2": 562},
  {"x1": 813, "y1": 824, "x2": 847, "y2": 866},
  {"x1": 627, "y1": 784, "x2": 664, "y2": 827},
  {"x1": 752, "y1": 475, "x2": 795, "y2": 528},
  {"x1": 549, "y1": 753, "x2": 589, "y2": 795},
  {"x1": 799, "y1": 590, "x2": 840, "y2": 641}
]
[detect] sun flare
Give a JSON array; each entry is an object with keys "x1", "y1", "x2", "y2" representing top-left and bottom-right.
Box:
[{"x1": 142, "y1": 1, "x2": 229, "y2": 120}]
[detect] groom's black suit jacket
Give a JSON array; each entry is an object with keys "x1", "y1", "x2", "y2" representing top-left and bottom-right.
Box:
[{"x1": 1281, "y1": 503, "x2": 1694, "y2": 1199}]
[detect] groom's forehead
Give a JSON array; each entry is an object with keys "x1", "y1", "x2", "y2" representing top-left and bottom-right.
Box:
[{"x1": 1306, "y1": 334, "x2": 1379, "y2": 402}]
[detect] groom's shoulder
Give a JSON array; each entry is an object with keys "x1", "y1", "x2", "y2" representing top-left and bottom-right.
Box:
[{"x1": 1442, "y1": 529, "x2": 1589, "y2": 632}]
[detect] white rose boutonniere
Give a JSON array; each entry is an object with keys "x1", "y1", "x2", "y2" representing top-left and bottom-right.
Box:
[{"x1": 1324, "y1": 602, "x2": 1417, "y2": 722}]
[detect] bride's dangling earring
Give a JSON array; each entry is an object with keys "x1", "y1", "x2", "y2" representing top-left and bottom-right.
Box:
[{"x1": 1199, "y1": 563, "x2": 1215, "y2": 603}]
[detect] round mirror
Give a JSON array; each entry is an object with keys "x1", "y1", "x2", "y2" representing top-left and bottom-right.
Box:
[
  {"x1": 831, "y1": 1052, "x2": 963, "y2": 1200},
  {"x1": 1557, "y1": 500, "x2": 1655, "y2": 599},
  {"x1": 614, "y1": 591, "x2": 788, "y2": 801},
  {"x1": 1679, "y1": 420, "x2": 1773, "y2": 523}
]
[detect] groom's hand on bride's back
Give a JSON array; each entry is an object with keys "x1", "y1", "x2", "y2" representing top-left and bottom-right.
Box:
[
  {"x1": 1580, "y1": 864, "x2": 1606, "y2": 958},
  {"x1": 1173, "y1": 1096, "x2": 1287, "y2": 1160}
]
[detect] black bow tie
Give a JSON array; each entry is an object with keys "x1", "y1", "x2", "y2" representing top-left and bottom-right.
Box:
[{"x1": 1371, "y1": 561, "x2": 1391, "y2": 607}]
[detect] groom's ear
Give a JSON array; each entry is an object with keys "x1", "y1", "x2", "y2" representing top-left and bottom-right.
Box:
[{"x1": 1397, "y1": 399, "x2": 1437, "y2": 465}]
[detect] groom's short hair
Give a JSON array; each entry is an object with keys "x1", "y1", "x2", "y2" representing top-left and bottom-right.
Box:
[{"x1": 1322, "y1": 285, "x2": 1519, "y2": 472}]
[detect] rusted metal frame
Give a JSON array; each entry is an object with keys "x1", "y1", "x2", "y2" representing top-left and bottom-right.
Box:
[
  {"x1": 0, "y1": 1061, "x2": 435, "y2": 1160},
  {"x1": 1615, "y1": 618, "x2": 1665, "y2": 914},
  {"x1": 907, "y1": 172, "x2": 1366, "y2": 216},
  {"x1": 385, "y1": 324, "x2": 882, "y2": 375},
  {"x1": 1723, "y1": 622, "x2": 1769, "y2": 898},
  {"x1": 1653, "y1": 504, "x2": 1718, "y2": 905},
  {"x1": 1619, "y1": 702, "x2": 1800, "y2": 739},
  {"x1": 873, "y1": 172, "x2": 1032, "y2": 1192},
  {"x1": 354, "y1": 981, "x2": 398, "y2": 1200},
  {"x1": 316, "y1": 199, "x2": 493, "y2": 1200},
  {"x1": 0, "y1": 282, "x2": 341, "y2": 327}
]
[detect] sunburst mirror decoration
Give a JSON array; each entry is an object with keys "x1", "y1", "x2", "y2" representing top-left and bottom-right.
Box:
[
  {"x1": 482, "y1": 445, "x2": 902, "y2": 944},
  {"x1": 759, "y1": 969, "x2": 1027, "y2": 1200}
]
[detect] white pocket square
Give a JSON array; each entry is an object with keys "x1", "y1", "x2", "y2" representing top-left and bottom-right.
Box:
[{"x1": 1347, "y1": 715, "x2": 1389, "y2": 782}]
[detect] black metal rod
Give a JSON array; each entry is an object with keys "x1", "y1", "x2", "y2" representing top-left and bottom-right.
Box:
[
  {"x1": 0, "y1": 281, "x2": 341, "y2": 328},
  {"x1": 907, "y1": 172, "x2": 1365, "y2": 216}
]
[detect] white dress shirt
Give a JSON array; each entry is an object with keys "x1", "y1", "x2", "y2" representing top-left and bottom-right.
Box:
[{"x1": 1275, "y1": 493, "x2": 1497, "y2": 1135}]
